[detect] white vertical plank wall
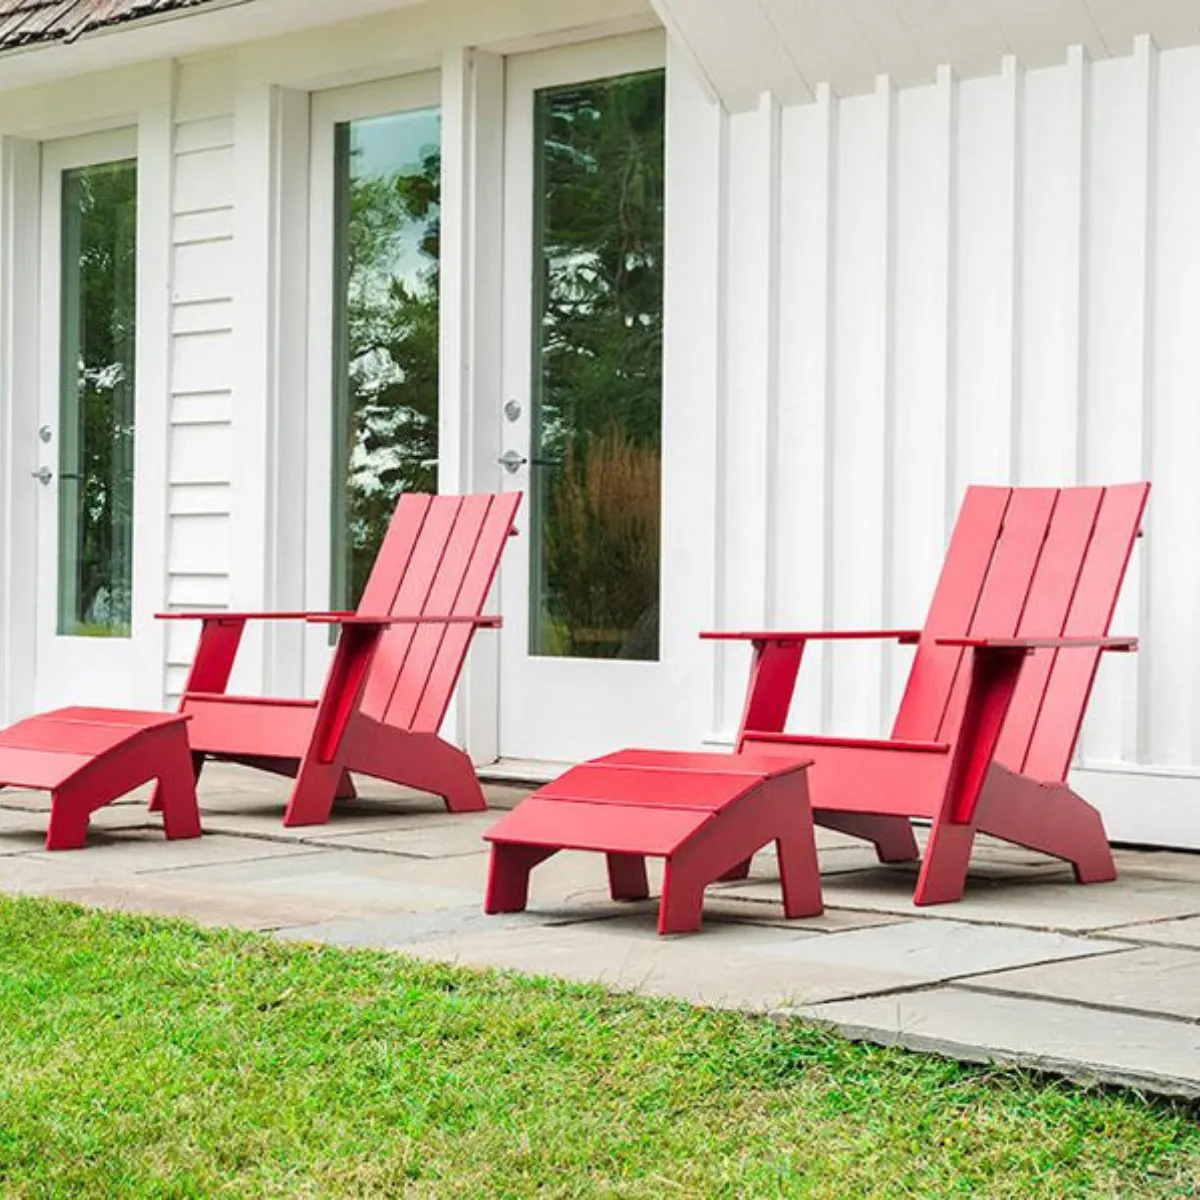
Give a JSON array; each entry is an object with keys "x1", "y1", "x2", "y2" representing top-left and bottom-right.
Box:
[{"x1": 710, "y1": 37, "x2": 1200, "y2": 846}]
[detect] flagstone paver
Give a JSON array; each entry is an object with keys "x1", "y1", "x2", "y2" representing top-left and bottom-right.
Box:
[
  {"x1": 961, "y1": 945, "x2": 1200, "y2": 1021},
  {"x1": 795, "y1": 988, "x2": 1200, "y2": 1099},
  {"x1": 1107, "y1": 913, "x2": 1200, "y2": 948},
  {"x1": 4, "y1": 761, "x2": 1200, "y2": 1096}
]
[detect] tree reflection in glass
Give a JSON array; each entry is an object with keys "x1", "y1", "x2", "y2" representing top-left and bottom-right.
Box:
[
  {"x1": 530, "y1": 71, "x2": 665, "y2": 661},
  {"x1": 332, "y1": 108, "x2": 441, "y2": 610},
  {"x1": 58, "y1": 159, "x2": 137, "y2": 638}
]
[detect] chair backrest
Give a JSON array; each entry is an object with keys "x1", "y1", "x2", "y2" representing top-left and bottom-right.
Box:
[
  {"x1": 356, "y1": 492, "x2": 521, "y2": 733},
  {"x1": 892, "y1": 484, "x2": 1149, "y2": 781}
]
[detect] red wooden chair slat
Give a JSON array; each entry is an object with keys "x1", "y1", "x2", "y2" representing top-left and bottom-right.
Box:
[
  {"x1": 995, "y1": 487, "x2": 1103, "y2": 770},
  {"x1": 1023, "y1": 483, "x2": 1148, "y2": 780},
  {"x1": 410, "y1": 494, "x2": 519, "y2": 732},
  {"x1": 933, "y1": 488, "x2": 1058, "y2": 744},
  {"x1": 359, "y1": 496, "x2": 465, "y2": 722},
  {"x1": 384, "y1": 494, "x2": 493, "y2": 731},
  {"x1": 892, "y1": 488, "x2": 1009, "y2": 741}
]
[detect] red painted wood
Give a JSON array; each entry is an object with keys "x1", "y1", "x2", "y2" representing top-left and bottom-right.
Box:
[
  {"x1": 538, "y1": 764, "x2": 782, "y2": 810},
  {"x1": 1024, "y1": 483, "x2": 1149, "y2": 780},
  {"x1": 486, "y1": 797, "x2": 714, "y2": 856},
  {"x1": 358, "y1": 496, "x2": 462, "y2": 722},
  {"x1": 0, "y1": 707, "x2": 200, "y2": 850},
  {"x1": 385, "y1": 494, "x2": 492, "y2": 729},
  {"x1": 410, "y1": 493, "x2": 521, "y2": 732},
  {"x1": 737, "y1": 641, "x2": 805, "y2": 744},
  {"x1": 703, "y1": 629, "x2": 922, "y2": 643},
  {"x1": 936, "y1": 636, "x2": 1136, "y2": 651},
  {"x1": 182, "y1": 618, "x2": 247, "y2": 696},
  {"x1": 934, "y1": 488, "x2": 1058, "y2": 745},
  {"x1": 740, "y1": 735, "x2": 950, "y2": 819},
  {"x1": 593, "y1": 748, "x2": 811, "y2": 777},
  {"x1": 484, "y1": 754, "x2": 821, "y2": 933},
  {"x1": 892, "y1": 487, "x2": 1011, "y2": 741},
  {"x1": 994, "y1": 488, "x2": 1102, "y2": 772},
  {"x1": 975, "y1": 768, "x2": 1116, "y2": 883},
  {"x1": 183, "y1": 695, "x2": 318, "y2": 759},
  {"x1": 745, "y1": 731, "x2": 949, "y2": 754}
]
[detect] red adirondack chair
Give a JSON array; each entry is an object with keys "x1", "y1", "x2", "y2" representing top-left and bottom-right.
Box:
[
  {"x1": 706, "y1": 484, "x2": 1149, "y2": 905},
  {"x1": 159, "y1": 492, "x2": 520, "y2": 827}
]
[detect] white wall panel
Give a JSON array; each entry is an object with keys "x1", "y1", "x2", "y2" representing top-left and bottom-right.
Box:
[
  {"x1": 164, "y1": 57, "x2": 236, "y2": 702},
  {"x1": 705, "y1": 37, "x2": 1200, "y2": 844}
]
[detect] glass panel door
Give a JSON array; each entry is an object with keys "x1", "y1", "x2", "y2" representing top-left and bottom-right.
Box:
[
  {"x1": 529, "y1": 72, "x2": 665, "y2": 661},
  {"x1": 57, "y1": 158, "x2": 138, "y2": 637},
  {"x1": 305, "y1": 74, "x2": 441, "y2": 692},
  {"x1": 330, "y1": 106, "x2": 441, "y2": 611}
]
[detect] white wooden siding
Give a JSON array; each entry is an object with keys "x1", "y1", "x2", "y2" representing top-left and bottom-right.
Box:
[
  {"x1": 164, "y1": 55, "x2": 236, "y2": 697},
  {"x1": 698, "y1": 36, "x2": 1200, "y2": 843}
]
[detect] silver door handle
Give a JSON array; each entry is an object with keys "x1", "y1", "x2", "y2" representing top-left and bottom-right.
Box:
[
  {"x1": 498, "y1": 450, "x2": 528, "y2": 474},
  {"x1": 31, "y1": 466, "x2": 52, "y2": 486}
]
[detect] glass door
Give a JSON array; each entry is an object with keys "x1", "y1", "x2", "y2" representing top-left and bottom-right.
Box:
[
  {"x1": 305, "y1": 74, "x2": 442, "y2": 692},
  {"x1": 34, "y1": 130, "x2": 143, "y2": 709},
  {"x1": 498, "y1": 34, "x2": 677, "y2": 764}
]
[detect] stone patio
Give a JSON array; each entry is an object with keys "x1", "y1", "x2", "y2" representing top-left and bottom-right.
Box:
[{"x1": 3, "y1": 764, "x2": 1200, "y2": 1099}]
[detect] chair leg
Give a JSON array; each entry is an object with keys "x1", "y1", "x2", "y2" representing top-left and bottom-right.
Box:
[
  {"x1": 283, "y1": 753, "x2": 345, "y2": 827},
  {"x1": 975, "y1": 773, "x2": 1116, "y2": 884},
  {"x1": 485, "y1": 844, "x2": 558, "y2": 914},
  {"x1": 607, "y1": 853, "x2": 650, "y2": 901},
  {"x1": 335, "y1": 771, "x2": 358, "y2": 802},
  {"x1": 816, "y1": 812, "x2": 921, "y2": 863},
  {"x1": 913, "y1": 818, "x2": 977, "y2": 906}
]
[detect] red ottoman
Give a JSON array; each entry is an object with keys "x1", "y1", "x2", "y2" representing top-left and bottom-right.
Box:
[
  {"x1": 0, "y1": 707, "x2": 201, "y2": 850},
  {"x1": 484, "y1": 749, "x2": 821, "y2": 935}
]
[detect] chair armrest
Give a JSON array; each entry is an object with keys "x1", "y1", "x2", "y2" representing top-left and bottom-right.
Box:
[
  {"x1": 701, "y1": 629, "x2": 922, "y2": 644},
  {"x1": 936, "y1": 636, "x2": 1137, "y2": 653},
  {"x1": 305, "y1": 614, "x2": 503, "y2": 629},
  {"x1": 156, "y1": 610, "x2": 356, "y2": 623}
]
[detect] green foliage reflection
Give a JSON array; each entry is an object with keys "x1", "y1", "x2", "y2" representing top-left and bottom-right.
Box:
[
  {"x1": 58, "y1": 159, "x2": 137, "y2": 638},
  {"x1": 532, "y1": 71, "x2": 665, "y2": 660},
  {"x1": 332, "y1": 111, "x2": 440, "y2": 610}
]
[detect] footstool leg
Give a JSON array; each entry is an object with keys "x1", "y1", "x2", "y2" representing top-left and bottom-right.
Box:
[
  {"x1": 658, "y1": 858, "x2": 706, "y2": 935},
  {"x1": 607, "y1": 853, "x2": 650, "y2": 901},
  {"x1": 775, "y1": 777, "x2": 823, "y2": 918},
  {"x1": 156, "y1": 742, "x2": 202, "y2": 842},
  {"x1": 46, "y1": 785, "x2": 89, "y2": 851},
  {"x1": 485, "y1": 844, "x2": 557, "y2": 914}
]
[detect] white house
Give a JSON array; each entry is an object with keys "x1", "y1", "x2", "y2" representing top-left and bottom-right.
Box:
[{"x1": 1, "y1": 0, "x2": 1199, "y2": 847}]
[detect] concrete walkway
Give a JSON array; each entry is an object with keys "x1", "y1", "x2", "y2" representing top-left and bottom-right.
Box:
[{"x1": 3, "y1": 765, "x2": 1200, "y2": 1099}]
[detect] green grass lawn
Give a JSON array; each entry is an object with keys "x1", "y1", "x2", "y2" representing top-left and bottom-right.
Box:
[{"x1": 0, "y1": 897, "x2": 1197, "y2": 1198}]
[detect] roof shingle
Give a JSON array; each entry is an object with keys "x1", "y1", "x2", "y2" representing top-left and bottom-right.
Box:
[{"x1": 0, "y1": 0, "x2": 216, "y2": 51}]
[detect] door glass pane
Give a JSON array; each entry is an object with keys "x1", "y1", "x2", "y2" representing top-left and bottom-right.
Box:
[
  {"x1": 58, "y1": 158, "x2": 137, "y2": 638},
  {"x1": 331, "y1": 107, "x2": 441, "y2": 610},
  {"x1": 530, "y1": 70, "x2": 665, "y2": 660}
]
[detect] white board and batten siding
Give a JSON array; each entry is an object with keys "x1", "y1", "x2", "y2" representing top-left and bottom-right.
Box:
[
  {"x1": 163, "y1": 56, "x2": 237, "y2": 703},
  {"x1": 694, "y1": 35, "x2": 1200, "y2": 847}
]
